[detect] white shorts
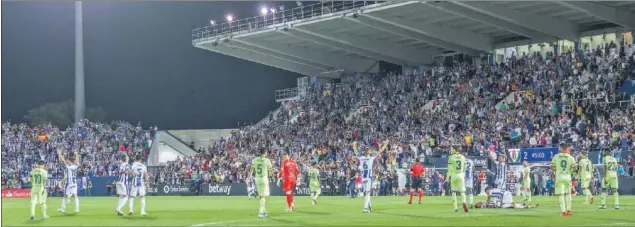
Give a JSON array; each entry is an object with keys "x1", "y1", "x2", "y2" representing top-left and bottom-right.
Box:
[
  {"x1": 362, "y1": 178, "x2": 372, "y2": 192},
  {"x1": 65, "y1": 184, "x2": 78, "y2": 196},
  {"x1": 502, "y1": 192, "x2": 513, "y2": 204},
  {"x1": 465, "y1": 178, "x2": 473, "y2": 189},
  {"x1": 129, "y1": 186, "x2": 146, "y2": 197},
  {"x1": 116, "y1": 183, "x2": 128, "y2": 196}
]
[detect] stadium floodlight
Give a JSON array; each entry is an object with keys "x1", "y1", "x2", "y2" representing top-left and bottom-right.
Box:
[
  {"x1": 261, "y1": 7, "x2": 268, "y2": 16},
  {"x1": 209, "y1": 20, "x2": 215, "y2": 25},
  {"x1": 270, "y1": 8, "x2": 276, "y2": 13},
  {"x1": 279, "y1": 5, "x2": 284, "y2": 11},
  {"x1": 226, "y1": 15, "x2": 233, "y2": 22},
  {"x1": 296, "y1": 1, "x2": 302, "y2": 6}
]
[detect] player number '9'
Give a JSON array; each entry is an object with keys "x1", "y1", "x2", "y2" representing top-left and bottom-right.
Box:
[{"x1": 559, "y1": 160, "x2": 567, "y2": 170}]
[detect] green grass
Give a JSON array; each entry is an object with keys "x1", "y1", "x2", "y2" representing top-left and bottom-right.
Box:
[{"x1": 2, "y1": 195, "x2": 633, "y2": 226}]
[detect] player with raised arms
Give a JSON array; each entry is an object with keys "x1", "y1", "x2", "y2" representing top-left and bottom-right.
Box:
[
  {"x1": 277, "y1": 154, "x2": 300, "y2": 211},
  {"x1": 477, "y1": 187, "x2": 539, "y2": 209},
  {"x1": 520, "y1": 161, "x2": 532, "y2": 203},
  {"x1": 446, "y1": 149, "x2": 468, "y2": 213},
  {"x1": 599, "y1": 150, "x2": 620, "y2": 209},
  {"x1": 30, "y1": 160, "x2": 49, "y2": 220},
  {"x1": 577, "y1": 152, "x2": 595, "y2": 205},
  {"x1": 309, "y1": 162, "x2": 321, "y2": 205},
  {"x1": 57, "y1": 149, "x2": 80, "y2": 214},
  {"x1": 128, "y1": 155, "x2": 149, "y2": 216},
  {"x1": 250, "y1": 148, "x2": 274, "y2": 218},
  {"x1": 551, "y1": 144, "x2": 576, "y2": 216},
  {"x1": 408, "y1": 158, "x2": 425, "y2": 205},
  {"x1": 463, "y1": 151, "x2": 475, "y2": 208},
  {"x1": 352, "y1": 139, "x2": 389, "y2": 213},
  {"x1": 115, "y1": 154, "x2": 131, "y2": 216}
]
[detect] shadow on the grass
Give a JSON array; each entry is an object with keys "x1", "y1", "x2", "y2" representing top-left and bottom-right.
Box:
[
  {"x1": 268, "y1": 217, "x2": 297, "y2": 224},
  {"x1": 56, "y1": 212, "x2": 77, "y2": 217},
  {"x1": 24, "y1": 219, "x2": 45, "y2": 224},
  {"x1": 295, "y1": 210, "x2": 331, "y2": 216},
  {"x1": 375, "y1": 211, "x2": 446, "y2": 220},
  {"x1": 121, "y1": 215, "x2": 156, "y2": 220}
]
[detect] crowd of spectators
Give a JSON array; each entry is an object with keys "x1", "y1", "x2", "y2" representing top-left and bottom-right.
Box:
[
  {"x1": 1, "y1": 120, "x2": 155, "y2": 189},
  {"x1": 3, "y1": 42, "x2": 635, "y2": 195},
  {"x1": 152, "y1": 43, "x2": 634, "y2": 192}
]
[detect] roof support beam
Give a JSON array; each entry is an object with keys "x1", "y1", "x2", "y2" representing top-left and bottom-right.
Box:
[
  {"x1": 450, "y1": 2, "x2": 580, "y2": 41},
  {"x1": 229, "y1": 39, "x2": 332, "y2": 70},
  {"x1": 425, "y1": 2, "x2": 558, "y2": 43},
  {"x1": 557, "y1": 2, "x2": 635, "y2": 29},
  {"x1": 235, "y1": 37, "x2": 376, "y2": 73},
  {"x1": 283, "y1": 26, "x2": 435, "y2": 66},
  {"x1": 351, "y1": 12, "x2": 492, "y2": 54},
  {"x1": 195, "y1": 43, "x2": 322, "y2": 76}
]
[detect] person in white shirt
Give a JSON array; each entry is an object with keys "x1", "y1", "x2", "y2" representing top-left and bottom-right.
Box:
[
  {"x1": 477, "y1": 187, "x2": 539, "y2": 209},
  {"x1": 128, "y1": 155, "x2": 149, "y2": 216},
  {"x1": 57, "y1": 149, "x2": 81, "y2": 214}
]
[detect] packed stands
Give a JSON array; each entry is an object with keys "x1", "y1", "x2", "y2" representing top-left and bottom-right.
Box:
[{"x1": 3, "y1": 42, "x2": 635, "y2": 197}]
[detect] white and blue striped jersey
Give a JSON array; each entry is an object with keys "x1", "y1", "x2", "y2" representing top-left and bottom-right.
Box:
[
  {"x1": 488, "y1": 188, "x2": 513, "y2": 206},
  {"x1": 358, "y1": 156, "x2": 376, "y2": 179},
  {"x1": 65, "y1": 164, "x2": 79, "y2": 186},
  {"x1": 495, "y1": 161, "x2": 507, "y2": 189},
  {"x1": 130, "y1": 162, "x2": 147, "y2": 187},
  {"x1": 464, "y1": 159, "x2": 474, "y2": 187},
  {"x1": 118, "y1": 163, "x2": 130, "y2": 185}
]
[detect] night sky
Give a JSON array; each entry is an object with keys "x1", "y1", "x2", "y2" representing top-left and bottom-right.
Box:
[{"x1": 2, "y1": 1, "x2": 303, "y2": 130}]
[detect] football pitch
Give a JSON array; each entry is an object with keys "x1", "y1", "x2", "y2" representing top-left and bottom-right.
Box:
[{"x1": 2, "y1": 196, "x2": 633, "y2": 226}]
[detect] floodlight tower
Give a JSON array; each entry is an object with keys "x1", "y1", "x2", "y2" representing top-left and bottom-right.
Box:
[{"x1": 74, "y1": 1, "x2": 86, "y2": 121}]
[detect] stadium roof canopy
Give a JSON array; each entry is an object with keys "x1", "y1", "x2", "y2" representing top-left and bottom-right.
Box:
[{"x1": 192, "y1": 1, "x2": 635, "y2": 77}]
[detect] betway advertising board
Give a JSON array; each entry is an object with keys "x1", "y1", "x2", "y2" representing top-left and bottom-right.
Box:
[{"x1": 147, "y1": 183, "x2": 315, "y2": 196}]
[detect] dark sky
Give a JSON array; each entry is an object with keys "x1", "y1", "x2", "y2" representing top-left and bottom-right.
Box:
[{"x1": 1, "y1": 1, "x2": 303, "y2": 130}]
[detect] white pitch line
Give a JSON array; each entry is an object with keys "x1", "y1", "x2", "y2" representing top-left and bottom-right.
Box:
[{"x1": 191, "y1": 215, "x2": 312, "y2": 227}]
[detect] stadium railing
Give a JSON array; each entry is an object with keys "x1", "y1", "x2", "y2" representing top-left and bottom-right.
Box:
[{"x1": 192, "y1": 1, "x2": 385, "y2": 42}]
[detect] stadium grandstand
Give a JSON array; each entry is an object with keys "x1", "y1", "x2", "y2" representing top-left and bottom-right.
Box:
[{"x1": 3, "y1": 1, "x2": 635, "y2": 225}]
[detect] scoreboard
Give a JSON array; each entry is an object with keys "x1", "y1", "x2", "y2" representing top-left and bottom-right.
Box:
[{"x1": 507, "y1": 147, "x2": 558, "y2": 164}]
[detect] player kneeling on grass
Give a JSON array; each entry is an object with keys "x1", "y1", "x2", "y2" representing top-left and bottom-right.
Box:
[
  {"x1": 308, "y1": 162, "x2": 321, "y2": 205},
  {"x1": 480, "y1": 187, "x2": 539, "y2": 209},
  {"x1": 30, "y1": 160, "x2": 49, "y2": 220}
]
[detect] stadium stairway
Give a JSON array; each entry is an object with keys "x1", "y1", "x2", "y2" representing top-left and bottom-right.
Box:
[{"x1": 147, "y1": 131, "x2": 198, "y2": 166}]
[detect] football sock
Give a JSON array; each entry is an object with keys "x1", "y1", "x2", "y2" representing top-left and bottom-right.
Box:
[
  {"x1": 41, "y1": 203, "x2": 47, "y2": 217},
  {"x1": 60, "y1": 198, "x2": 67, "y2": 211},
  {"x1": 452, "y1": 192, "x2": 458, "y2": 210},
  {"x1": 461, "y1": 192, "x2": 467, "y2": 204},
  {"x1": 584, "y1": 189, "x2": 591, "y2": 203},
  {"x1": 601, "y1": 192, "x2": 607, "y2": 206},
  {"x1": 129, "y1": 197, "x2": 135, "y2": 212},
  {"x1": 286, "y1": 194, "x2": 292, "y2": 209},
  {"x1": 140, "y1": 197, "x2": 146, "y2": 213},
  {"x1": 565, "y1": 193, "x2": 572, "y2": 211},
  {"x1": 614, "y1": 191, "x2": 620, "y2": 206},
  {"x1": 558, "y1": 195, "x2": 566, "y2": 213},
  {"x1": 31, "y1": 200, "x2": 37, "y2": 217},
  {"x1": 469, "y1": 193, "x2": 474, "y2": 205},
  {"x1": 259, "y1": 198, "x2": 265, "y2": 214},
  {"x1": 418, "y1": 190, "x2": 423, "y2": 203},
  {"x1": 117, "y1": 197, "x2": 128, "y2": 211},
  {"x1": 409, "y1": 191, "x2": 414, "y2": 203},
  {"x1": 364, "y1": 193, "x2": 371, "y2": 209},
  {"x1": 74, "y1": 196, "x2": 80, "y2": 211},
  {"x1": 527, "y1": 190, "x2": 532, "y2": 202}
]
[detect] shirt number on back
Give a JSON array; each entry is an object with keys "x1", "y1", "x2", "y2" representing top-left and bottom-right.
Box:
[
  {"x1": 559, "y1": 160, "x2": 567, "y2": 171},
  {"x1": 256, "y1": 164, "x2": 263, "y2": 176},
  {"x1": 455, "y1": 160, "x2": 462, "y2": 171},
  {"x1": 363, "y1": 162, "x2": 369, "y2": 178}
]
